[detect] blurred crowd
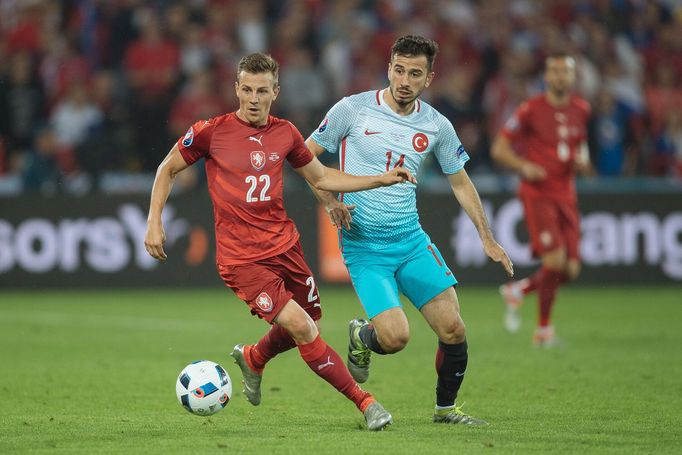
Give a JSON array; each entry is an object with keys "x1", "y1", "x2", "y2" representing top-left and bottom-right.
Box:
[{"x1": 1, "y1": 0, "x2": 681, "y2": 194}]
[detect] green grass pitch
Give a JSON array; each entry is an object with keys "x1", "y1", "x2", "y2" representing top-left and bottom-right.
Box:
[{"x1": 2, "y1": 286, "x2": 681, "y2": 454}]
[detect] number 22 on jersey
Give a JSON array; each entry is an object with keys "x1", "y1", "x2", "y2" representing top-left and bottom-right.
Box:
[{"x1": 245, "y1": 174, "x2": 271, "y2": 202}]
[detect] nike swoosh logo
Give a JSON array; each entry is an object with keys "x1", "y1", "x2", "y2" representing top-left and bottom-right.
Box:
[
  {"x1": 313, "y1": 303, "x2": 321, "y2": 308},
  {"x1": 455, "y1": 372, "x2": 465, "y2": 377},
  {"x1": 364, "y1": 129, "x2": 381, "y2": 136}
]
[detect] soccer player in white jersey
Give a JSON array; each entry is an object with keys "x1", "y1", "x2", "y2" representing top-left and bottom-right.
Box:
[{"x1": 305, "y1": 35, "x2": 514, "y2": 425}]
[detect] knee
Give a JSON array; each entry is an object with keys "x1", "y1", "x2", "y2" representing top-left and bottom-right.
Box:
[
  {"x1": 285, "y1": 316, "x2": 318, "y2": 344},
  {"x1": 438, "y1": 318, "x2": 466, "y2": 344},
  {"x1": 544, "y1": 256, "x2": 567, "y2": 271},
  {"x1": 378, "y1": 331, "x2": 410, "y2": 353},
  {"x1": 543, "y1": 248, "x2": 567, "y2": 271}
]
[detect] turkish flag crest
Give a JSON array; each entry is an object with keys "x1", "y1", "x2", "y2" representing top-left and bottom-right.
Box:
[
  {"x1": 412, "y1": 133, "x2": 429, "y2": 153},
  {"x1": 255, "y1": 292, "x2": 273, "y2": 312},
  {"x1": 250, "y1": 151, "x2": 266, "y2": 171}
]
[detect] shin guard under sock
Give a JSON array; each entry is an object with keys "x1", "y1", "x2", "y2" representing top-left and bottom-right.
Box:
[
  {"x1": 435, "y1": 339, "x2": 468, "y2": 407},
  {"x1": 538, "y1": 268, "x2": 567, "y2": 327},
  {"x1": 298, "y1": 335, "x2": 373, "y2": 411},
  {"x1": 359, "y1": 324, "x2": 387, "y2": 355},
  {"x1": 248, "y1": 324, "x2": 297, "y2": 372}
]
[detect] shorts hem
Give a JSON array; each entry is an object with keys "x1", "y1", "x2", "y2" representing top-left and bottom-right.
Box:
[
  {"x1": 411, "y1": 282, "x2": 457, "y2": 311},
  {"x1": 365, "y1": 302, "x2": 403, "y2": 320}
]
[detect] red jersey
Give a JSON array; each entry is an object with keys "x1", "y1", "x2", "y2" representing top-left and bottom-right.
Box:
[
  {"x1": 178, "y1": 113, "x2": 314, "y2": 265},
  {"x1": 500, "y1": 94, "x2": 590, "y2": 202}
]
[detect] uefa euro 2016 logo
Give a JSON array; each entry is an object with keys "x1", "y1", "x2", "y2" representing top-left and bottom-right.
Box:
[{"x1": 182, "y1": 127, "x2": 194, "y2": 147}]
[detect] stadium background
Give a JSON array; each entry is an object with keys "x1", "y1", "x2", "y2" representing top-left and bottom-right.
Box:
[
  {"x1": 2, "y1": 2, "x2": 682, "y2": 453},
  {"x1": 1, "y1": 0, "x2": 681, "y2": 287}
]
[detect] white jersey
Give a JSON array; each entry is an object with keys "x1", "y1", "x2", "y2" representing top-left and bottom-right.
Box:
[{"x1": 310, "y1": 89, "x2": 469, "y2": 250}]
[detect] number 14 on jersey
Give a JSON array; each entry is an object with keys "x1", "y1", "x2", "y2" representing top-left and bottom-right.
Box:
[{"x1": 386, "y1": 150, "x2": 406, "y2": 171}]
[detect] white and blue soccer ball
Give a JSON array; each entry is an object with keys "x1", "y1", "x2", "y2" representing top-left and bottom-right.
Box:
[{"x1": 176, "y1": 360, "x2": 232, "y2": 416}]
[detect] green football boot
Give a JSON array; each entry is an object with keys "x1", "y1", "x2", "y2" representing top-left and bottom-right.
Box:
[
  {"x1": 433, "y1": 404, "x2": 488, "y2": 426},
  {"x1": 347, "y1": 319, "x2": 371, "y2": 383}
]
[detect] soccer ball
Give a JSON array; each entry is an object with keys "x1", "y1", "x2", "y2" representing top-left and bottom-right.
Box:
[{"x1": 176, "y1": 360, "x2": 232, "y2": 416}]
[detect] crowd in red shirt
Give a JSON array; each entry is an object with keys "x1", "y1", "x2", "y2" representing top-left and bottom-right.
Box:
[{"x1": 1, "y1": 0, "x2": 681, "y2": 193}]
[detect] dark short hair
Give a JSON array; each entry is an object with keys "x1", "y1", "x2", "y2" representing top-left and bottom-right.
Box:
[
  {"x1": 237, "y1": 53, "x2": 279, "y2": 85},
  {"x1": 391, "y1": 35, "x2": 439, "y2": 70}
]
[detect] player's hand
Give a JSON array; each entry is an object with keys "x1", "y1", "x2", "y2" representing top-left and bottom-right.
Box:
[
  {"x1": 483, "y1": 239, "x2": 514, "y2": 278},
  {"x1": 573, "y1": 156, "x2": 593, "y2": 176},
  {"x1": 381, "y1": 167, "x2": 417, "y2": 186},
  {"x1": 325, "y1": 200, "x2": 356, "y2": 230},
  {"x1": 573, "y1": 142, "x2": 593, "y2": 176},
  {"x1": 144, "y1": 221, "x2": 167, "y2": 261},
  {"x1": 520, "y1": 162, "x2": 546, "y2": 181}
]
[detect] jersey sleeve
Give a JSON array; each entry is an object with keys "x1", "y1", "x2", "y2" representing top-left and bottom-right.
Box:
[
  {"x1": 308, "y1": 97, "x2": 358, "y2": 154},
  {"x1": 286, "y1": 122, "x2": 314, "y2": 168},
  {"x1": 177, "y1": 118, "x2": 216, "y2": 165},
  {"x1": 578, "y1": 98, "x2": 592, "y2": 141},
  {"x1": 433, "y1": 115, "x2": 470, "y2": 174},
  {"x1": 500, "y1": 101, "x2": 531, "y2": 141}
]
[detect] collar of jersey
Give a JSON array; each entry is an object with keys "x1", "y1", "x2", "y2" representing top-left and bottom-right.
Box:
[
  {"x1": 378, "y1": 88, "x2": 421, "y2": 119},
  {"x1": 232, "y1": 111, "x2": 271, "y2": 130}
]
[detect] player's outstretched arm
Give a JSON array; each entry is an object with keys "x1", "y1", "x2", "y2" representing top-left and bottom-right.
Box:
[
  {"x1": 305, "y1": 180, "x2": 356, "y2": 230},
  {"x1": 447, "y1": 170, "x2": 514, "y2": 277},
  {"x1": 491, "y1": 134, "x2": 546, "y2": 181},
  {"x1": 303, "y1": 138, "x2": 356, "y2": 230},
  {"x1": 296, "y1": 155, "x2": 416, "y2": 193},
  {"x1": 144, "y1": 144, "x2": 190, "y2": 261}
]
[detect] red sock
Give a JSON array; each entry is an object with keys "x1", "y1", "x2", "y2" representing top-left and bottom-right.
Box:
[
  {"x1": 247, "y1": 325, "x2": 297, "y2": 373},
  {"x1": 537, "y1": 268, "x2": 567, "y2": 327},
  {"x1": 297, "y1": 335, "x2": 374, "y2": 412},
  {"x1": 523, "y1": 269, "x2": 543, "y2": 295}
]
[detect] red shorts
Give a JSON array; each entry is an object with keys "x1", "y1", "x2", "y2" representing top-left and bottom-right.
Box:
[
  {"x1": 521, "y1": 195, "x2": 580, "y2": 260},
  {"x1": 217, "y1": 241, "x2": 321, "y2": 324}
]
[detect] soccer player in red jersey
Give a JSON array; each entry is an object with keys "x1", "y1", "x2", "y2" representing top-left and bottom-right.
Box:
[
  {"x1": 144, "y1": 53, "x2": 416, "y2": 430},
  {"x1": 492, "y1": 53, "x2": 592, "y2": 346}
]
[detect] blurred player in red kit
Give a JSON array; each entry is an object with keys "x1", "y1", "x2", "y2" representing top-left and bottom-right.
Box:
[
  {"x1": 144, "y1": 53, "x2": 416, "y2": 429},
  {"x1": 492, "y1": 53, "x2": 591, "y2": 346}
]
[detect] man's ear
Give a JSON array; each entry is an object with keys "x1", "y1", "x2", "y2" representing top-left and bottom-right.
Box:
[{"x1": 425, "y1": 71, "x2": 435, "y2": 88}]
